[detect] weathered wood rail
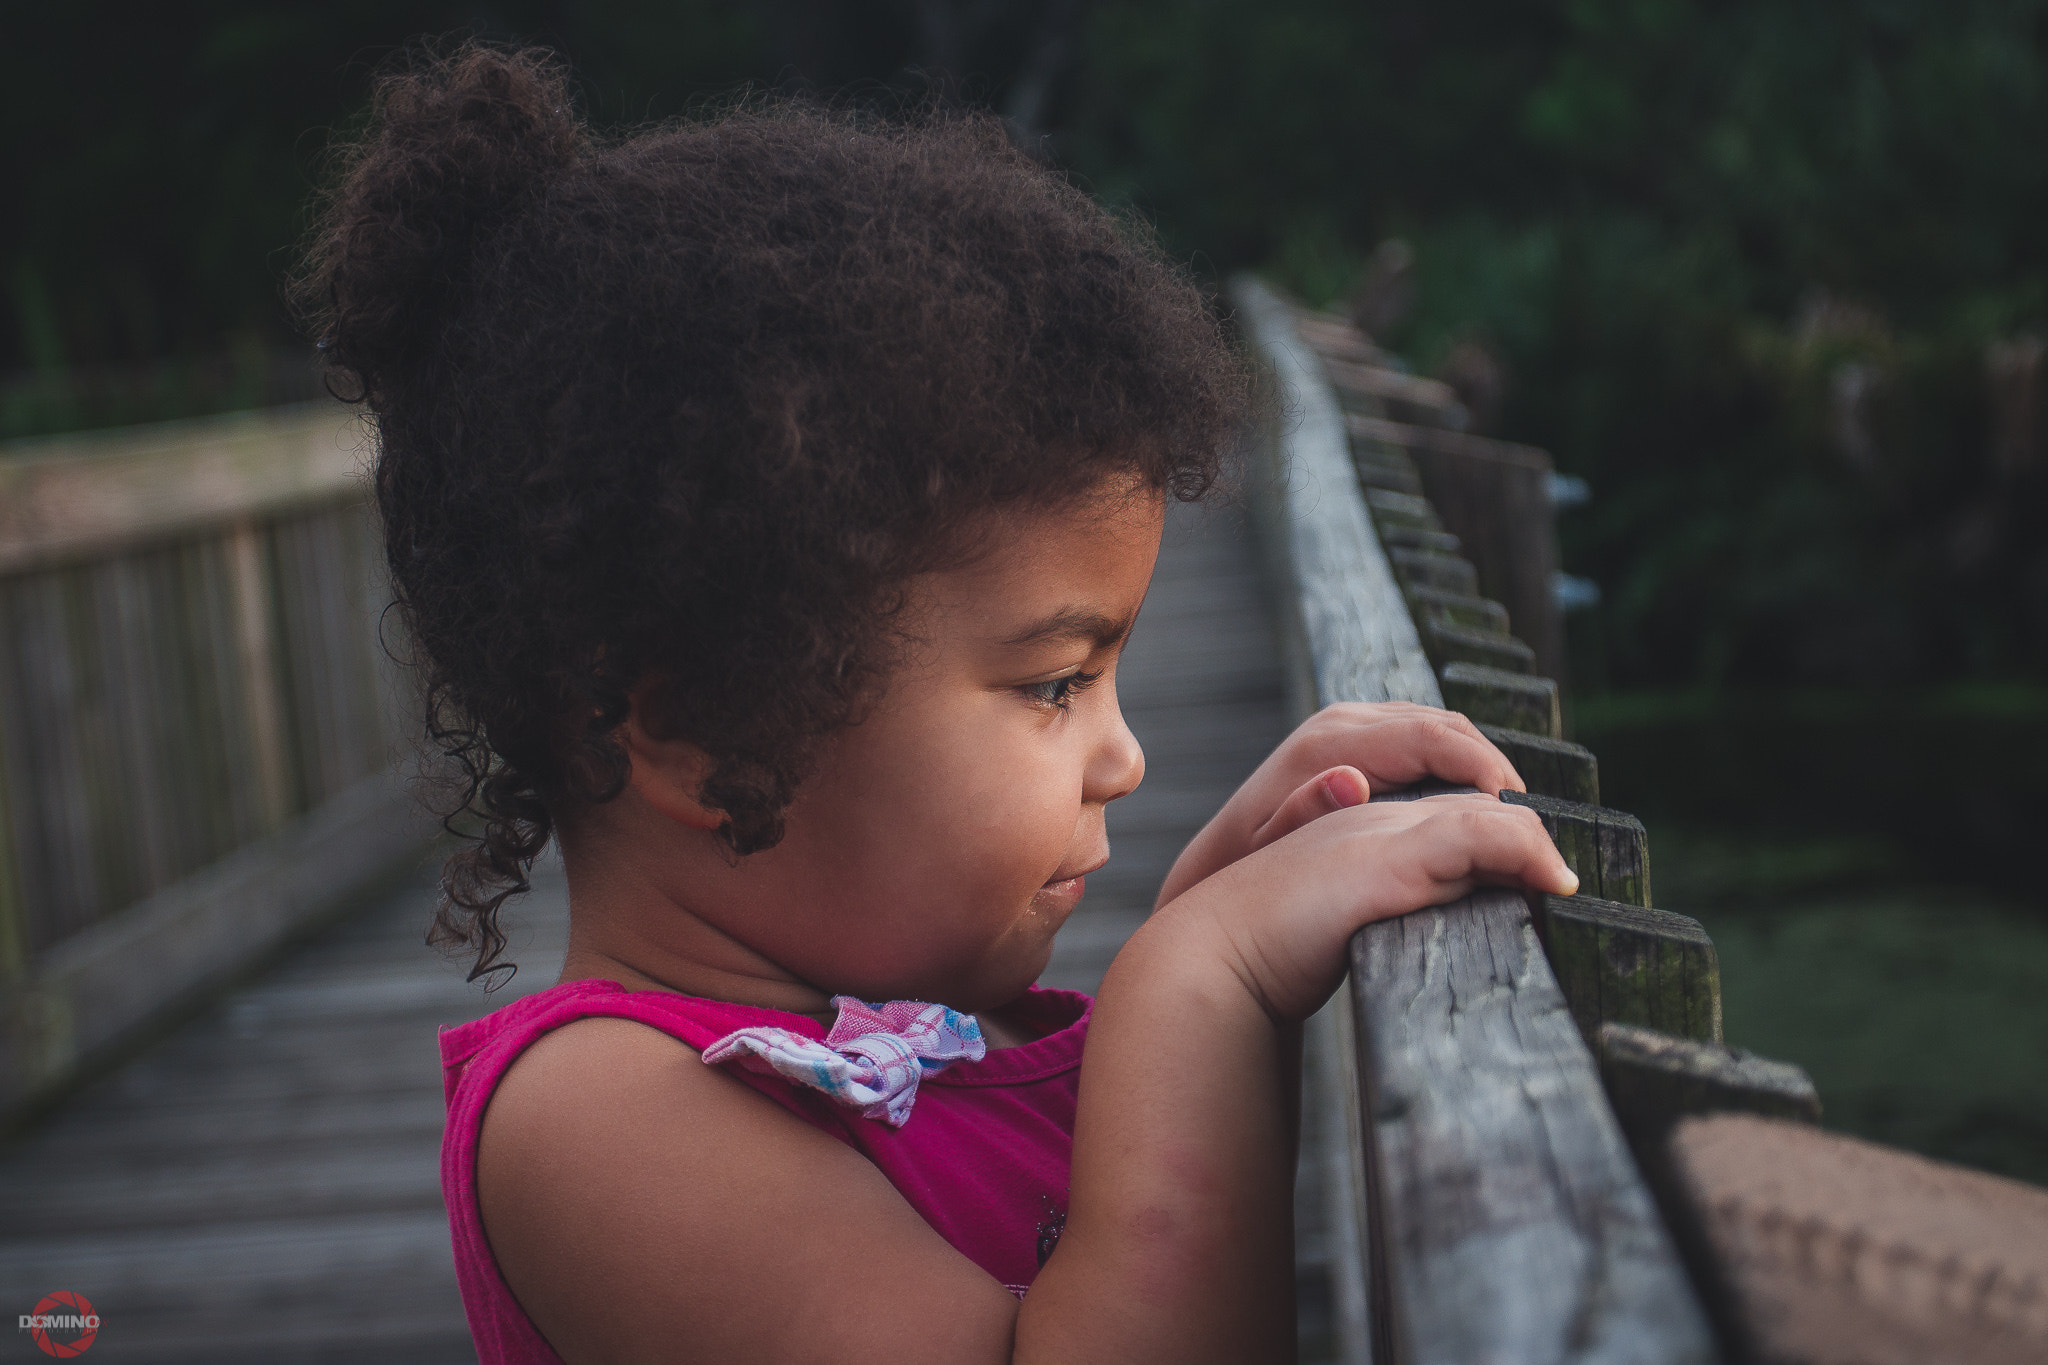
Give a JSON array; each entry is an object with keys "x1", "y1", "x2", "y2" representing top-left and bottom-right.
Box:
[
  {"x1": 1237, "y1": 277, "x2": 1719, "y2": 1364},
  {"x1": 0, "y1": 402, "x2": 428, "y2": 1126},
  {"x1": 1241, "y1": 276, "x2": 2048, "y2": 1364}
]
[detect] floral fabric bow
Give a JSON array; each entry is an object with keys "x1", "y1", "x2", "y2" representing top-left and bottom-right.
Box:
[{"x1": 701, "y1": 996, "x2": 987, "y2": 1127}]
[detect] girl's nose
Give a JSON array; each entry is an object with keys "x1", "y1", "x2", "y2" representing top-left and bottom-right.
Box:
[{"x1": 1086, "y1": 689, "x2": 1145, "y2": 805}]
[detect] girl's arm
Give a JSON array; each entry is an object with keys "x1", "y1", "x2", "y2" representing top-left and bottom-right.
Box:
[
  {"x1": 1021, "y1": 790, "x2": 1572, "y2": 1361},
  {"x1": 479, "y1": 788, "x2": 1571, "y2": 1365}
]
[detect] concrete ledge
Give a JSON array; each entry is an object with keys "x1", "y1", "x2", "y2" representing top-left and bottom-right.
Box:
[{"x1": 0, "y1": 767, "x2": 432, "y2": 1122}]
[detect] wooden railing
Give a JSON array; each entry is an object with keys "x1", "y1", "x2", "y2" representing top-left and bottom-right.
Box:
[
  {"x1": 1242, "y1": 276, "x2": 2048, "y2": 1365},
  {"x1": 1237, "y1": 277, "x2": 1722, "y2": 1363},
  {"x1": 0, "y1": 402, "x2": 427, "y2": 1124}
]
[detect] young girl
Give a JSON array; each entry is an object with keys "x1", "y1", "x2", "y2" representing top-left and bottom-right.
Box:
[{"x1": 299, "y1": 44, "x2": 1575, "y2": 1365}]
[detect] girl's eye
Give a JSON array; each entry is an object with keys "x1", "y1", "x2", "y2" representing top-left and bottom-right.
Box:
[{"x1": 1024, "y1": 670, "x2": 1104, "y2": 711}]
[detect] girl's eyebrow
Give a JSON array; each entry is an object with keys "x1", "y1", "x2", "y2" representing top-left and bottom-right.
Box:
[{"x1": 1000, "y1": 607, "x2": 1136, "y2": 649}]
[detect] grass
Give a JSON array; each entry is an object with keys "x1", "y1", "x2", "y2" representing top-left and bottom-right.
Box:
[{"x1": 1650, "y1": 824, "x2": 2048, "y2": 1186}]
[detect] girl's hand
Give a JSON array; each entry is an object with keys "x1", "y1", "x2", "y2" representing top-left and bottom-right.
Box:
[
  {"x1": 1157, "y1": 789, "x2": 1576, "y2": 1023},
  {"x1": 1154, "y1": 702, "x2": 1523, "y2": 910}
]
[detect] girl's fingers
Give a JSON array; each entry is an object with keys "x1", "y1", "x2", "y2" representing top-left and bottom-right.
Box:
[
  {"x1": 1298, "y1": 707, "x2": 1525, "y2": 796},
  {"x1": 1247, "y1": 766, "x2": 1369, "y2": 854},
  {"x1": 1416, "y1": 798, "x2": 1578, "y2": 899}
]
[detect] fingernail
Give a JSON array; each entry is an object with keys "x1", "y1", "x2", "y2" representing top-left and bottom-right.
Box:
[
  {"x1": 1321, "y1": 768, "x2": 1367, "y2": 808},
  {"x1": 1560, "y1": 869, "x2": 1580, "y2": 895}
]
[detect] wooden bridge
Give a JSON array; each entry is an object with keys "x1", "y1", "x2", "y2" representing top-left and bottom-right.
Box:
[{"x1": 1, "y1": 280, "x2": 2044, "y2": 1363}]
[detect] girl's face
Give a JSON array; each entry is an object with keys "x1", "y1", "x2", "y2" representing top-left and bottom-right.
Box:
[{"x1": 668, "y1": 480, "x2": 1165, "y2": 1014}]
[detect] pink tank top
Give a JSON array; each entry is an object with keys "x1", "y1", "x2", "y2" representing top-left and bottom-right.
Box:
[{"x1": 439, "y1": 978, "x2": 1091, "y2": 1364}]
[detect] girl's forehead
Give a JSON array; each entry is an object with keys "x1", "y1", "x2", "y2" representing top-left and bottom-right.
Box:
[
  {"x1": 920, "y1": 487, "x2": 1167, "y2": 634},
  {"x1": 967, "y1": 485, "x2": 1164, "y2": 576}
]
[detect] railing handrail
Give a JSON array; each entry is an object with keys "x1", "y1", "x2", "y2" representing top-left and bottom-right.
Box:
[
  {"x1": 0, "y1": 400, "x2": 368, "y2": 576},
  {"x1": 1233, "y1": 276, "x2": 1716, "y2": 1365},
  {"x1": 0, "y1": 401, "x2": 418, "y2": 1130}
]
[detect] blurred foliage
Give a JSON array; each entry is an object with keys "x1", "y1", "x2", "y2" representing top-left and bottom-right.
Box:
[
  {"x1": 1679, "y1": 874, "x2": 2048, "y2": 1185},
  {"x1": 1575, "y1": 683, "x2": 2048, "y2": 896},
  {"x1": 7, "y1": 0, "x2": 2048, "y2": 690},
  {"x1": 1060, "y1": 0, "x2": 2048, "y2": 692}
]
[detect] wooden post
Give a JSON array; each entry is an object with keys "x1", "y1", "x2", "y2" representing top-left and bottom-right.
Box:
[
  {"x1": 0, "y1": 711, "x2": 23, "y2": 980},
  {"x1": 1592, "y1": 1036, "x2": 1820, "y2": 1365},
  {"x1": 1386, "y1": 549, "x2": 1478, "y2": 597},
  {"x1": 225, "y1": 520, "x2": 293, "y2": 834},
  {"x1": 1532, "y1": 894, "x2": 1720, "y2": 1043},
  {"x1": 1597, "y1": 1023, "x2": 1820, "y2": 1138},
  {"x1": 1402, "y1": 585, "x2": 1509, "y2": 634},
  {"x1": 1501, "y1": 790, "x2": 1650, "y2": 907},
  {"x1": 1437, "y1": 661, "x2": 1560, "y2": 737},
  {"x1": 1361, "y1": 488, "x2": 1444, "y2": 533},
  {"x1": 1476, "y1": 724, "x2": 1598, "y2": 804},
  {"x1": 1415, "y1": 619, "x2": 1535, "y2": 674},
  {"x1": 1349, "y1": 415, "x2": 1566, "y2": 684},
  {"x1": 1295, "y1": 314, "x2": 1392, "y2": 366},
  {"x1": 1374, "y1": 525, "x2": 1462, "y2": 556},
  {"x1": 1350, "y1": 453, "x2": 1424, "y2": 496},
  {"x1": 1321, "y1": 358, "x2": 1468, "y2": 428}
]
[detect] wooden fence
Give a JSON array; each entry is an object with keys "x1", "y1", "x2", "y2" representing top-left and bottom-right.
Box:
[
  {"x1": 1238, "y1": 277, "x2": 2048, "y2": 1364},
  {"x1": 0, "y1": 402, "x2": 428, "y2": 1125}
]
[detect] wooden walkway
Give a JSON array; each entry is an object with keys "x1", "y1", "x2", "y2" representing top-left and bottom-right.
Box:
[{"x1": 0, "y1": 498, "x2": 1299, "y2": 1362}]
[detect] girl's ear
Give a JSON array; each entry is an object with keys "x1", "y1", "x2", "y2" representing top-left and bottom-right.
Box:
[{"x1": 620, "y1": 686, "x2": 725, "y2": 832}]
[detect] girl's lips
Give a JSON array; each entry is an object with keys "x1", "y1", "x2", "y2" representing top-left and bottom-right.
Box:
[{"x1": 1040, "y1": 860, "x2": 1104, "y2": 899}]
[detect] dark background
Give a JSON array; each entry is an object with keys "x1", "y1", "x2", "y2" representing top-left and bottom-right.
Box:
[{"x1": 6, "y1": 0, "x2": 2045, "y2": 1179}]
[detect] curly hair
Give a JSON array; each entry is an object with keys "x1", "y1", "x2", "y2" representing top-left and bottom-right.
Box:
[{"x1": 294, "y1": 43, "x2": 1249, "y2": 983}]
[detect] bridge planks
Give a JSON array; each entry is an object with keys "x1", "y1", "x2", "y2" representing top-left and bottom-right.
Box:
[{"x1": 0, "y1": 856, "x2": 561, "y2": 1363}]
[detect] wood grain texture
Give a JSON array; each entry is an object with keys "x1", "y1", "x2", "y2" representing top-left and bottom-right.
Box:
[
  {"x1": 1438, "y1": 661, "x2": 1561, "y2": 737},
  {"x1": 1351, "y1": 891, "x2": 1716, "y2": 1365},
  {"x1": 1477, "y1": 724, "x2": 1599, "y2": 804},
  {"x1": 1532, "y1": 894, "x2": 1721, "y2": 1043},
  {"x1": 1501, "y1": 791, "x2": 1650, "y2": 908}
]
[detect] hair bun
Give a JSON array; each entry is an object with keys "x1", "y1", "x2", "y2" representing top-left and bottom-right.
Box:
[{"x1": 299, "y1": 44, "x2": 584, "y2": 399}]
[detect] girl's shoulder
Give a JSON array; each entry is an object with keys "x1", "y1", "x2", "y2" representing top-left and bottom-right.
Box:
[
  {"x1": 438, "y1": 975, "x2": 828, "y2": 1085},
  {"x1": 442, "y1": 980, "x2": 1088, "y2": 1361}
]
